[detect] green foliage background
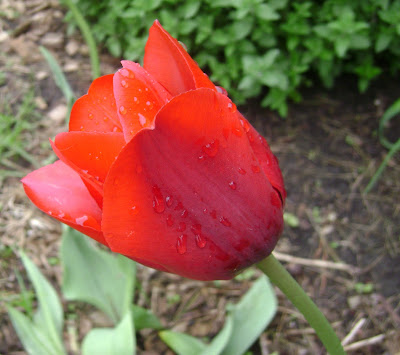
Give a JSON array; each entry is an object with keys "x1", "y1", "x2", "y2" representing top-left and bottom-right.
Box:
[{"x1": 65, "y1": 0, "x2": 400, "y2": 116}]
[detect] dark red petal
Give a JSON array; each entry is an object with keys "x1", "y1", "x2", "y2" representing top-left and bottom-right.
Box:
[
  {"x1": 239, "y1": 114, "x2": 287, "y2": 203},
  {"x1": 53, "y1": 132, "x2": 125, "y2": 183},
  {"x1": 22, "y1": 161, "x2": 106, "y2": 245},
  {"x1": 102, "y1": 88, "x2": 284, "y2": 280},
  {"x1": 113, "y1": 63, "x2": 169, "y2": 142},
  {"x1": 69, "y1": 75, "x2": 122, "y2": 133},
  {"x1": 143, "y1": 20, "x2": 215, "y2": 96}
]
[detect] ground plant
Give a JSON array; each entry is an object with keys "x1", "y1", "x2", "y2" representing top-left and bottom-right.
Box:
[{"x1": 65, "y1": 0, "x2": 400, "y2": 116}]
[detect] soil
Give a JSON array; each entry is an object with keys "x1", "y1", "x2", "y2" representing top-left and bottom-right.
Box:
[{"x1": 0, "y1": 1, "x2": 399, "y2": 354}]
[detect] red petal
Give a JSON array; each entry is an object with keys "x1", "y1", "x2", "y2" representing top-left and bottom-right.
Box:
[
  {"x1": 53, "y1": 132, "x2": 125, "y2": 183},
  {"x1": 239, "y1": 114, "x2": 287, "y2": 203},
  {"x1": 113, "y1": 63, "x2": 170, "y2": 142},
  {"x1": 50, "y1": 139, "x2": 104, "y2": 208},
  {"x1": 102, "y1": 88, "x2": 284, "y2": 280},
  {"x1": 22, "y1": 161, "x2": 106, "y2": 245},
  {"x1": 143, "y1": 20, "x2": 215, "y2": 96},
  {"x1": 69, "y1": 75, "x2": 122, "y2": 133}
]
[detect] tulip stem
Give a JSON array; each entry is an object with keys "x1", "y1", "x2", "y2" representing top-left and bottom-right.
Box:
[{"x1": 257, "y1": 254, "x2": 346, "y2": 355}]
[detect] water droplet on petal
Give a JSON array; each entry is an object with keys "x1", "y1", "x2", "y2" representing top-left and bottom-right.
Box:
[
  {"x1": 216, "y1": 86, "x2": 228, "y2": 96},
  {"x1": 176, "y1": 234, "x2": 187, "y2": 254},
  {"x1": 177, "y1": 222, "x2": 186, "y2": 232},
  {"x1": 146, "y1": 101, "x2": 153, "y2": 110},
  {"x1": 202, "y1": 139, "x2": 219, "y2": 157},
  {"x1": 138, "y1": 113, "x2": 147, "y2": 127},
  {"x1": 113, "y1": 126, "x2": 119, "y2": 132},
  {"x1": 227, "y1": 102, "x2": 237, "y2": 113},
  {"x1": 103, "y1": 116, "x2": 109, "y2": 122},
  {"x1": 165, "y1": 196, "x2": 173, "y2": 207},
  {"x1": 238, "y1": 167, "x2": 246, "y2": 175},
  {"x1": 232, "y1": 127, "x2": 242, "y2": 137},
  {"x1": 88, "y1": 113, "x2": 94, "y2": 120},
  {"x1": 76, "y1": 215, "x2": 88, "y2": 226},
  {"x1": 166, "y1": 214, "x2": 174, "y2": 227},
  {"x1": 80, "y1": 126, "x2": 84, "y2": 131},
  {"x1": 195, "y1": 234, "x2": 207, "y2": 248},
  {"x1": 181, "y1": 209, "x2": 188, "y2": 218},
  {"x1": 133, "y1": 97, "x2": 139, "y2": 103},
  {"x1": 152, "y1": 186, "x2": 165, "y2": 214},
  {"x1": 220, "y1": 216, "x2": 232, "y2": 227},
  {"x1": 251, "y1": 165, "x2": 261, "y2": 173},
  {"x1": 121, "y1": 80, "x2": 128, "y2": 88},
  {"x1": 240, "y1": 118, "x2": 250, "y2": 133},
  {"x1": 198, "y1": 155, "x2": 206, "y2": 161},
  {"x1": 119, "y1": 106, "x2": 127, "y2": 115},
  {"x1": 247, "y1": 132, "x2": 255, "y2": 142},
  {"x1": 228, "y1": 181, "x2": 237, "y2": 190},
  {"x1": 131, "y1": 206, "x2": 139, "y2": 215},
  {"x1": 119, "y1": 68, "x2": 135, "y2": 78}
]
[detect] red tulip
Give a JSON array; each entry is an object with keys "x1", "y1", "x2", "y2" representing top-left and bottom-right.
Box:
[{"x1": 22, "y1": 21, "x2": 286, "y2": 280}]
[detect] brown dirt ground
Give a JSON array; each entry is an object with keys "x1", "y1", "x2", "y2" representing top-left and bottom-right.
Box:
[{"x1": 1, "y1": 1, "x2": 399, "y2": 354}]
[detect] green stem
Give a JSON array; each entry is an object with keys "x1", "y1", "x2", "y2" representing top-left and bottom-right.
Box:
[
  {"x1": 257, "y1": 254, "x2": 346, "y2": 355},
  {"x1": 62, "y1": 0, "x2": 100, "y2": 79}
]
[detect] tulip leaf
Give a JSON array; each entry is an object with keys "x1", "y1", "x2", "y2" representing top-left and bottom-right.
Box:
[
  {"x1": 82, "y1": 311, "x2": 135, "y2": 355},
  {"x1": 199, "y1": 314, "x2": 233, "y2": 355},
  {"x1": 61, "y1": 227, "x2": 135, "y2": 324},
  {"x1": 159, "y1": 331, "x2": 206, "y2": 355},
  {"x1": 7, "y1": 306, "x2": 64, "y2": 355},
  {"x1": 221, "y1": 275, "x2": 277, "y2": 355},
  {"x1": 132, "y1": 304, "x2": 163, "y2": 330},
  {"x1": 7, "y1": 251, "x2": 66, "y2": 355}
]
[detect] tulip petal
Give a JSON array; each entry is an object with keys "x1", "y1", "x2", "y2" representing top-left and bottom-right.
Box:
[
  {"x1": 102, "y1": 88, "x2": 283, "y2": 280},
  {"x1": 53, "y1": 132, "x2": 125, "y2": 183},
  {"x1": 239, "y1": 115, "x2": 286, "y2": 203},
  {"x1": 113, "y1": 63, "x2": 170, "y2": 142},
  {"x1": 69, "y1": 75, "x2": 122, "y2": 133},
  {"x1": 22, "y1": 161, "x2": 106, "y2": 245},
  {"x1": 144, "y1": 20, "x2": 215, "y2": 96}
]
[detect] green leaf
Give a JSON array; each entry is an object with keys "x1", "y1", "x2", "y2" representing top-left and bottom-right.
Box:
[
  {"x1": 221, "y1": 276, "x2": 277, "y2": 355},
  {"x1": 82, "y1": 312, "x2": 135, "y2": 355},
  {"x1": 200, "y1": 315, "x2": 233, "y2": 355},
  {"x1": 159, "y1": 330, "x2": 206, "y2": 355},
  {"x1": 7, "y1": 306, "x2": 62, "y2": 355},
  {"x1": 132, "y1": 304, "x2": 163, "y2": 330},
  {"x1": 61, "y1": 227, "x2": 135, "y2": 324},
  {"x1": 20, "y1": 251, "x2": 65, "y2": 353}
]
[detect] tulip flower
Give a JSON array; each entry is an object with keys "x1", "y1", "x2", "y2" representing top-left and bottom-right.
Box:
[
  {"x1": 22, "y1": 20, "x2": 286, "y2": 281},
  {"x1": 22, "y1": 21, "x2": 345, "y2": 354}
]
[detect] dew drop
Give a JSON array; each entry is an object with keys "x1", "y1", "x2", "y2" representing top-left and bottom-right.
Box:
[
  {"x1": 238, "y1": 167, "x2": 246, "y2": 175},
  {"x1": 176, "y1": 234, "x2": 187, "y2": 254},
  {"x1": 152, "y1": 186, "x2": 165, "y2": 214},
  {"x1": 203, "y1": 208, "x2": 208, "y2": 214},
  {"x1": 177, "y1": 222, "x2": 186, "y2": 232},
  {"x1": 121, "y1": 80, "x2": 128, "y2": 88},
  {"x1": 80, "y1": 126, "x2": 84, "y2": 131},
  {"x1": 165, "y1": 195, "x2": 173, "y2": 207},
  {"x1": 247, "y1": 132, "x2": 255, "y2": 142},
  {"x1": 219, "y1": 216, "x2": 232, "y2": 227},
  {"x1": 216, "y1": 86, "x2": 228, "y2": 96},
  {"x1": 76, "y1": 215, "x2": 88, "y2": 226},
  {"x1": 251, "y1": 165, "x2": 261, "y2": 173},
  {"x1": 240, "y1": 118, "x2": 250, "y2": 133},
  {"x1": 88, "y1": 113, "x2": 94, "y2": 120},
  {"x1": 166, "y1": 214, "x2": 174, "y2": 227},
  {"x1": 198, "y1": 155, "x2": 206, "y2": 161},
  {"x1": 113, "y1": 126, "x2": 119, "y2": 132},
  {"x1": 119, "y1": 106, "x2": 127, "y2": 115},
  {"x1": 202, "y1": 139, "x2": 219, "y2": 157},
  {"x1": 103, "y1": 116, "x2": 109, "y2": 122},
  {"x1": 138, "y1": 113, "x2": 147, "y2": 127},
  {"x1": 181, "y1": 209, "x2": 188, "y2": 218},
  {"x1": 131, "y1": 206, "x2": 139, "y2": 215},
  {"x1": 232, "y1": 127, "x2": 243, "y2": 137},
  {"x1": 146, "y1": 101, "x2": 153, "y2": 110},
  {"x1": 133, "y1": 96, "x2": 139, "y2": 103},
  {"x1": 119, "y1": 68, "x2": 135, "y2": 78},
  {"x1": 195, "y1": 234, "x2": 207, "y2": 248},
  {"x1": 228, "y1": 181, "x2": 237, "y2": 190},
  {"x1": 227, "y1": 102, "x2": 237, "y2": 113}
]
